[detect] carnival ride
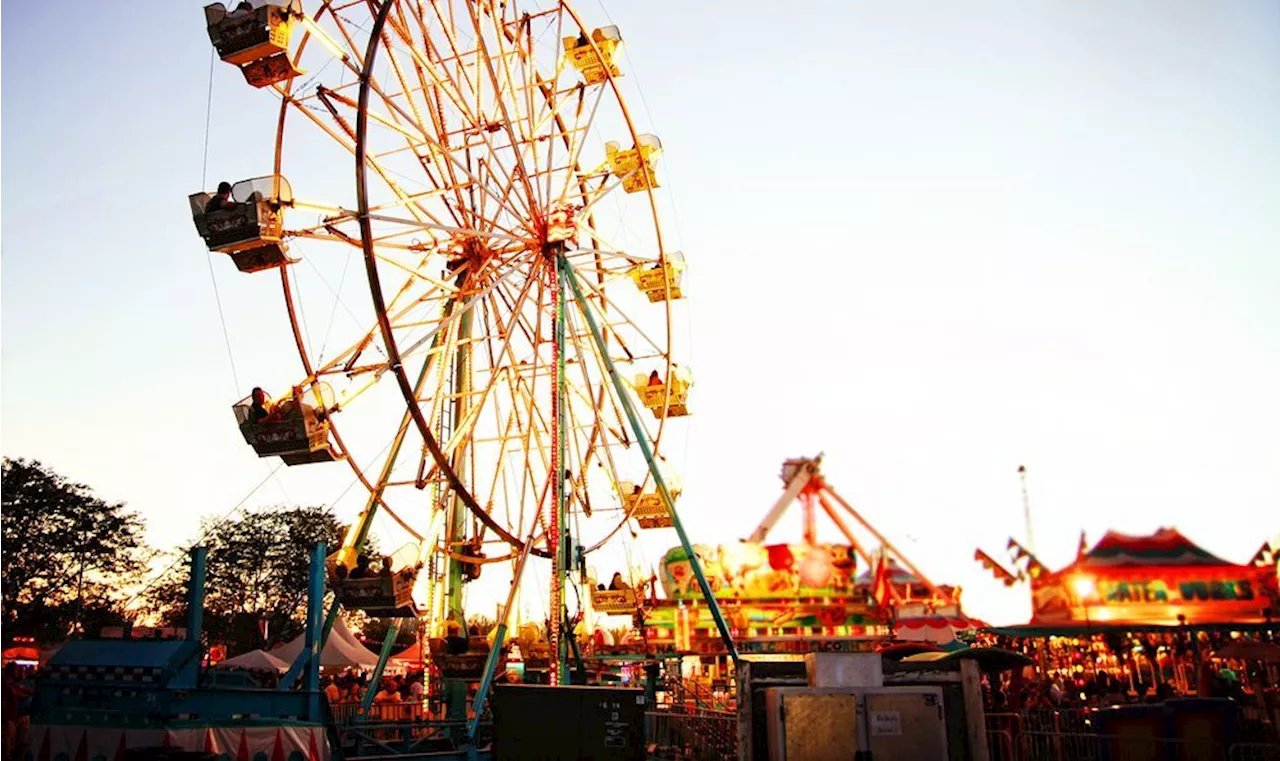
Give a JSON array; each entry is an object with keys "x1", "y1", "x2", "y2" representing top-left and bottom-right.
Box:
[
  {"x1": 586, "y1": 455, "x2": 981, "y2": 664},
  {"x1": 33, "y1": 3, "x2": 736, "y2": 761}
]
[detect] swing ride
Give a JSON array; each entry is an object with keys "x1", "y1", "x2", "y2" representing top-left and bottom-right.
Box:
[{"x1": 587, "y1": 455, "x2": 982, "y2": 672}]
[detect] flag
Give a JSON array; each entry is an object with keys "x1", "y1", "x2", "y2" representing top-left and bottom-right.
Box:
[
  {"x1": 1007, "y1": 538, "x2": 1048, "y2": 579},
  {"x1": 974, "y1": 549, "x2": 1018, "y2": 587},
  {"x1": 871, "y1": 555, "x2": 893, "y2": 609}
]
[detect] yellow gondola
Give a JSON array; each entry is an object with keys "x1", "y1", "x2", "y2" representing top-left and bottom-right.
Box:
[
  {"x1": 617, "y1": 479, "x2": 682, "y2": 529},
  {"x1": 628, "y1": 252, "x2": 686, "y2": 302},
  {"x1": 563, "y1": 26, "x2": 623, "y2": 85},
  {"x1": 605, "y1": 134, "x2": 662, "y2": 194},
  {"x1": 204, "y1": 1, "x2": 305, "y2": 88},
  {"x1": 631, "y1": 367, "x2": 692, "y2": 419},
  {"x1": 591, "y1": 587, "x2": 639, "y2": 614}
]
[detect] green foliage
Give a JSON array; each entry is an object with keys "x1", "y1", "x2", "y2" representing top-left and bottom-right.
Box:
[
  {"x1": 146, "y1": 506, "x2": 347, "y2": 653},
  {"x1": 1, "y1": 458, "x2": 152, "y2": 641},
  {"x1": 468, "y1": 614, "x2": 496, "y2": 635}
]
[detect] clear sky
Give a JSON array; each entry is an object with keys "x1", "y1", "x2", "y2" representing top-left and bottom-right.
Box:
[{"x1": 3, "y1": 0, "x2": 1278, "y2": 626}]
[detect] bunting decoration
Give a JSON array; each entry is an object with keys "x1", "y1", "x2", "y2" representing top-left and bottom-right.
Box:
[
  {"x1": 1007, "y1": 537, "x2": 1048, "y2": 578},
  {"x1": 974, "y1": 548, "x2": 1019, "y2": 587}
]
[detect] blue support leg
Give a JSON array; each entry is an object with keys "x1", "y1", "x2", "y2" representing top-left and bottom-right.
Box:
[{"x1": 304, "y1": 542, "x2": 325, "y2": 719}]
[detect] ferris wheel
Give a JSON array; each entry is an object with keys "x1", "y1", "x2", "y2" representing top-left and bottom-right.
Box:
[{"x1": 191, "y1": 0, "x2": 709, "y2": 675}]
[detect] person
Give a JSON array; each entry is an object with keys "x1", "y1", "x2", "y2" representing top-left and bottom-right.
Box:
[
  {"x1": 323, "y1": 677, "x2": 341, "y2": 704},
  {"x1": 609, "y1": 572, "x2": 630, "y2": 591},
  {"x1": 445, "y1": 621, "x2": 469, "y2": 655},
  {"x1": 408, "y1": 675, "x2": 424, "y2": 700},
  {"x1": 2, "y1": 664, "x2": 31, "y2": 761},
  {"x1": 350, "y1": 554, "x2": 372, "y2": 579},
  {"x1": 249, "y1": 387, "x2": 273, "y2": 423},
  {"x1": 647, "y1": 370, "x2": 662, "y2": 386},
  {"x1": 373, "y1": 681, "x2": 399, "y2": 704},
  {"x1": 205, "y1": 181, "x2": 237, "y2": 214}
]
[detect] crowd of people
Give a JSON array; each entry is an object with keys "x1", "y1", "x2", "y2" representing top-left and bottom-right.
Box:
[
  {"x1": 976, "y1": 628, "x2": 1280, "y2": 745},
  {"x1": 322, "y1": 670, "x2": 426, "y2": 706}
]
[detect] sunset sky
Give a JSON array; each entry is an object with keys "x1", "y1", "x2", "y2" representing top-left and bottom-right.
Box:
[{"x1": 3, "y1": 0, "x2": 1278, "y2": 626}]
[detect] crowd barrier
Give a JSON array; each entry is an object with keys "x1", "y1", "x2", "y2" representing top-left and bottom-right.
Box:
[
  {"x1": 986, "y1": 711, "x2": 1280, "y2": 761},
  {"x1": 646, "y1": 707, "x2": 736, "y2": 761}
]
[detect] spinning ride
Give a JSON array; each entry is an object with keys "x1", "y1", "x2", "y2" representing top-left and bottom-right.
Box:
[{"x1": 191, "y1": 0, "x2": 736, "y2": 689}]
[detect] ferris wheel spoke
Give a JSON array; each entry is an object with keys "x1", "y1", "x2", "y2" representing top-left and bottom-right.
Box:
[
  {"x1": 397, "y1": 258, "x2": 531, "y2": 361},
  {"x1": 464, "y1": 5, "x2": 541, "y2": 218},
  {"x1": 385, "y1": 9, "x2": 539, "y2": 226},
  {"x1": 563, "y1": 307, "x2": 634, "y2": 457},
  {"x1": 365, "y1": 212, "x2": 531, "y2": 244},
  {"x1": 568, "y1": 265, "x2": 667, "y2": 359},
  {"x1": 565, "y1": 247, "x2": 655, "y2": 265},
  {"x1": 554, "y1": 86, "x2": 608, "y2": 208}
]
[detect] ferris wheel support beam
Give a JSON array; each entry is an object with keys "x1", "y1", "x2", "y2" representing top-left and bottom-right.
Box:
[
  {"x1": 446, "y1": 298, "x2": 475, "y2": 631},
  {"x1": 334, "y1": 294, "x2": 457, "y2": 568},
  {"x1": 549, "y1": 250, "x2": 570, "y2": 686},
  {"x1": 564, "y1": 268, "x2": 741, "y2": 667}
]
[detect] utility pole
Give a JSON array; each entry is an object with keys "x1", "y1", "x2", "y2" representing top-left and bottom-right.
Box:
[{"x1": 1018, "y1": 465, "x2": 1036, "y2": 555}]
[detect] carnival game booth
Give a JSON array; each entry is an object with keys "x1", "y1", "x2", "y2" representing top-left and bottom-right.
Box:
[
  {"x1": 978, "y1": 528, "x2": 1280, "y2": 696},
  {"x1": 1024, "y1": 528, "x2": 1278, "y2": 628}
]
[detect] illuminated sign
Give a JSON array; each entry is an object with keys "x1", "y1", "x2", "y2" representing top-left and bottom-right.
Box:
[{"x1": 1099, "y1": 579, "x2": 1258, "y2": 605}]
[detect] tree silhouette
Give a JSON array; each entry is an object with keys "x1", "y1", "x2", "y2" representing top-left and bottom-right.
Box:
[
  {"x1": 145, "y1": 506, "x2": 349, "y2": 654},
  {"x1": 2, "y1": 458, "x2": 152, "y2": 641}
]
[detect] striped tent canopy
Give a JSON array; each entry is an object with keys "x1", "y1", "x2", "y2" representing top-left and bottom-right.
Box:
[{"x1": 1082, "y1": 528, "x2": 1231, "y2": 568}]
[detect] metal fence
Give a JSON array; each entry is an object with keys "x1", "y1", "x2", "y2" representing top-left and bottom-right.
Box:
[
  {"x1": 646, "y1": 707, "x2": 737, "y2": 761},
  {"x1": 985, "y1": 712, "x2": 1280, "y2": 761},
  {"x1": 330, "y1": 701, "x2": 429, "y2": 727}
]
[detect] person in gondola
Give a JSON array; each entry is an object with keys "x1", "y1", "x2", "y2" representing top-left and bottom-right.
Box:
[
  {"x1": 647, "y1": 370, "x2": 662, "y2": 386},
  {"x1": 205, "y1": 181, "x2": 237, "y2": 214},
  {"x1": 249, "y1": 387, "x2": 273, "y2": 423},
  {"x1": 609, "y1": 572, "x2": 630, "y2": 591},
  {"x1": 349, "y1": 553, "x2": 372, "y2": 579},
  {"x1": 444, "y1": 621, "x2": 469, "y2": 655}
]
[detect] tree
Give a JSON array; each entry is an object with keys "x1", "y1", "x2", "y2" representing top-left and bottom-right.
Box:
[
  {"x1": 2, "y1": 458, "x2": 152, "y2": 641},
  {"x1": 146, "y1": 506, "x2": 348, "y2": 654}
]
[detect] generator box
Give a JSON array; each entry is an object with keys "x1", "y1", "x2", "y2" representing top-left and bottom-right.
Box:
[{"x1": 492, "y1": 684, "x2": 646, "y2": 761}]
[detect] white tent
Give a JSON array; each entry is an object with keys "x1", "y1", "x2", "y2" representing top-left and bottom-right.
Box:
[
  {"x1": 215, "y1": 648, "x2": 289, "y2": 672},
  {"x1": 268, "y1": 615, "x2": 379, "y2": 669}
]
